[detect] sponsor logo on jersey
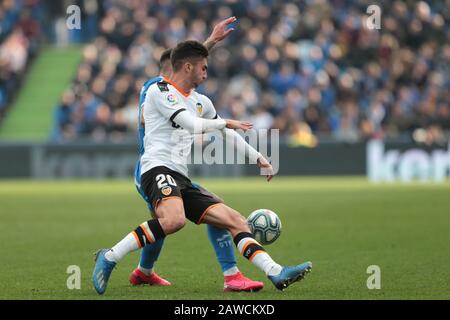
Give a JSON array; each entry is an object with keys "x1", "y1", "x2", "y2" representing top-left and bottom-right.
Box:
[
  {"x1": 196, "y1": 103, "x2": 203, "y2": 115},
  {"x1": 161, "y1": 186, "x2": 172, "y2": 196},
  {"x1": 167, "y1": 94, "x2": 178, "y2": 105}
]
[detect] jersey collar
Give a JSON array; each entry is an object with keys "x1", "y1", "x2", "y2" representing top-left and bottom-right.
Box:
[{"x1": 163, "y1": 77, "x2": 191, "y2": 97}]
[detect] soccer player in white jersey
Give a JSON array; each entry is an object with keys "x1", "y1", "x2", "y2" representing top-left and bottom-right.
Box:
[
  {"x1": 129, "y1": 17, "x2": 264, "y2": 292},
  {"x1": 93, "y1": 40, "x2": 312, "y2": 295}
]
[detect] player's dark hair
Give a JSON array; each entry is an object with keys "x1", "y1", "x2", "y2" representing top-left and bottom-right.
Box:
[
  {"x1": 159, "y1": 48, "x2": 172, "y2": 68},
  {"x1": 170, "y1": 40, "x2": 209, "y2": 72}
]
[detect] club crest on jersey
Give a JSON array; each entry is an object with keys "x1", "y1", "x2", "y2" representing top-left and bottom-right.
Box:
[
  {"x1": 162, "y1": 186, "x2": 172, "y2": 196},
  {"x1": 196, "y1": 103, "x2": 203, "y2": 115}
]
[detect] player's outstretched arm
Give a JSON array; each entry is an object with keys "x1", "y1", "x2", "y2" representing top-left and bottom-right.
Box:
[
  {"x1": 203, "y1": 16, "x2": 237, "y2": 51},
  {"x1": 221, "y1": 128, "x2": 274, "y2": 182},
  {"x1": 172, "y1": 110, "x2": 252, "y2": 134},
  {"x1": 224, "y1": 119, "x2": 253, "y2": 131}
]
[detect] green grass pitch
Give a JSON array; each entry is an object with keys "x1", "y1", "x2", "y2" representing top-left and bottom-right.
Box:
[{"x1": 0, "y1": 177, "x2": 449, "y2": 300}]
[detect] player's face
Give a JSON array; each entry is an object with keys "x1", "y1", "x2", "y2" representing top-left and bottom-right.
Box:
[{"x1": 190, "y1": 58, "x2": 208, "y2": 88}]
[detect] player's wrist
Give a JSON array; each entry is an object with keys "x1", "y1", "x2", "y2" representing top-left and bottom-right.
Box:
[
  {"x1": 217, "y1": 118, "x2": 226, "y2": 129},
  {"x1": 256, "y1": 153, "x2": 263, "y2": 164},
  {"x1": 203, "y1": 38, "x2": 217, "y2": 51},
  {"x1": 224, "y1": 119, "x2": 233, "y2": 128}
]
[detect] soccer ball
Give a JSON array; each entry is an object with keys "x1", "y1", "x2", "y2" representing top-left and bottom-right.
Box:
[{"x1": 247, "y1": 209, "x2": 282, "y2": 245}]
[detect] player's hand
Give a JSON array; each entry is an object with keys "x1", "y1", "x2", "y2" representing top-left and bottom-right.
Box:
[
  {"x1": 204, "y1": 16, "x2": 237, "y2": 50},
  {"x1": 257, "y1": 156, "x2": 274, "y2": 182},
  {"x1": 225, "y1": 119, "x2": 253, "y2": 131}
]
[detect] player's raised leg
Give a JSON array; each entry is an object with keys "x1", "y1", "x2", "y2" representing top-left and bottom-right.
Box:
[
  {"x1": 186, "y1": 183, "x2": 264, "y2": 292},
  {"x1": 202, "y1": 203, "x2": 312, "y2": 291},
  {"x1": 92, "y1": 198, "x2": 185, "y2": 294}
]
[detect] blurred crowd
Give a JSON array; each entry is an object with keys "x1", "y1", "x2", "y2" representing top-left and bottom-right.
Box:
[
  {"x1": 0, "y1": 0, "x2": 41, "y2": 118},
  {"x1": 39, "y1": 0, "x2": 450, "y2": 144},
  {"x1": 41, "y1": 0, "x2": 99, "y2": 45}
]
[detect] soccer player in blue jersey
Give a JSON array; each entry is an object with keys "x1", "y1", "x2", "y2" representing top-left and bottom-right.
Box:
[{"x1": 128, "y1": 17, "x2": 264, "y2": 292}]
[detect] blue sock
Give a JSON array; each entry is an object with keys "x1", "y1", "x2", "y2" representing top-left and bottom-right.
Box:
[
  {"x1": 139, "y1": 238, "x2": 165, "y2": 270},
  {"x1": 207, "y1": 224, "x2": 237, "y2": 274}
]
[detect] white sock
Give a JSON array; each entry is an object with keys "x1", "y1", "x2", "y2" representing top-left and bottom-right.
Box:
[
  {"x1": 105, "y1": 232, "x2": 140, "y2": 263},
  {"x1": 223, "y1": 266, "x2": 239, "y2": 277},
  {"x1": 138, "y1": 265, "x2": 153, "y2": 276},
  {"x1": 252, "y1": 253, "x2": 283, "y2": 276},
  {"x1": 237, "y1": 237, "x2": 282, "y2": 276}
]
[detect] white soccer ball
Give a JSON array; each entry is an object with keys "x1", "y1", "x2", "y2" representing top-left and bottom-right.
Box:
[{"x1": 247, "y1": 209, "x2": 282, "y2": 245}]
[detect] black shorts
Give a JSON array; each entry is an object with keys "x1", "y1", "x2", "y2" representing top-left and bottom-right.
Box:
[{"x1": 141, "y1": 166, "x2": 223, "y2": 224}]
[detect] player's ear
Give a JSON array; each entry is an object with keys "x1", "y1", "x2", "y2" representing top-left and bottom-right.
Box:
[{"x1": 185, "y1": 62, "x2": 192, "y2": 73}]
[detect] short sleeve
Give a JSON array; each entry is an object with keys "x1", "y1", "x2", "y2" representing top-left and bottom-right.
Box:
[
  {"x1": 199, "y1": 94, "x2": 219, "y2": 120},
  {"x1": 144, "y1": 83, "x2": 186, "y2": 120}
]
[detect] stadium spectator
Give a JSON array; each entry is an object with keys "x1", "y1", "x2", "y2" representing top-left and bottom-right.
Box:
[
  {"x1": 0, "y1": 0, "x2": 41, "y2": 119},
  {"x1": 25, "y1": 0, "x2": 450, "y2": 143}
]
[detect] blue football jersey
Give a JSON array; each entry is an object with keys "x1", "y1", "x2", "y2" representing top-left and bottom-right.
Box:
[
  {"x1": 135, "y1": 75, "x2": 162, "y2": 211},
  {"x1": 137, "y1": 76, "x2": 163, "y2": 156}
]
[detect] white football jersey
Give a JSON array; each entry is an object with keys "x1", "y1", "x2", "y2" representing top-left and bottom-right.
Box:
[{"x1": 140, "y1": 78, "x2": 218, "y2": 178}]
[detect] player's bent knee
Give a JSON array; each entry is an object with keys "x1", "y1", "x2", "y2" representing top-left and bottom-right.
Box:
[
  {"x1": 160, "y1": 213, "x2": 186, "y2": 234},
  {"x1": 164, "y1": 211, "x2": 186, "y2": 233},
  {"x1": 170, "y1": 215, "x2": 186, "y2": 232},
  {"x1": 156, "y1": 198, "x2": 186, "y2": 234}
]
